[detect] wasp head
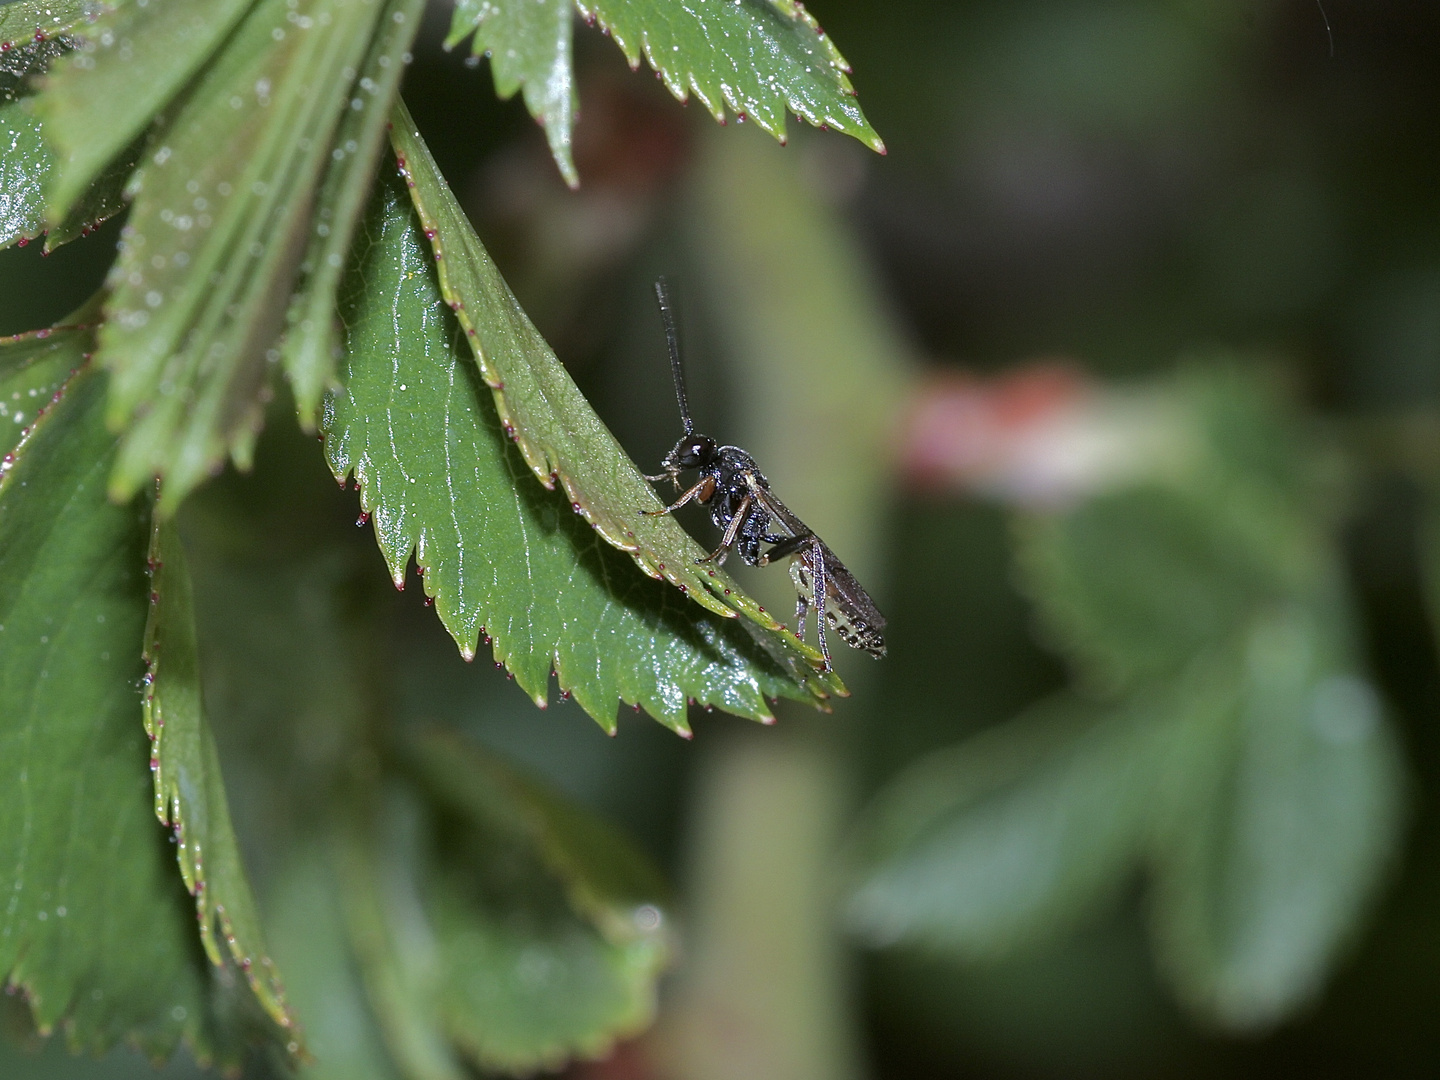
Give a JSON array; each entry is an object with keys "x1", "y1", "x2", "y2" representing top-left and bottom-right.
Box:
[
  {"x1": 650, "y1": 433, "x2": 717, "y2": 488},
  {"x1": 671, "y1": 434, "x2": 716, "y2": 470}
]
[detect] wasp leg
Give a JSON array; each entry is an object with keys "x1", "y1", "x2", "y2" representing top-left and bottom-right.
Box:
[
  {"x1": 758, "y1": 529, "x2": 815, "y2": 566},
  {"x1": 809, "y1": 541, "x2": 833, "y2": 672},
  {"x1": 696, "y1": 494, "x2": 751, "y2": 565},
  {"x1": 641, "y1": 476, "x2": 715, "y2": 517},
  {"x1": 794, "y1": 588, "x2": 810, "y2": 643}
]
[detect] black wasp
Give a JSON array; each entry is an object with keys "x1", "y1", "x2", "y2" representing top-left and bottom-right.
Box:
[{"x1": 641, "y1": 279, "x2": 886, "y2": 672}]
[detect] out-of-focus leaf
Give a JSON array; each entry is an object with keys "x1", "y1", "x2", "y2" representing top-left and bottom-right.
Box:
[
  {"x1": 280, "y1": 0, "x2": 424, "y2": 428},
  {"x1": 575, "y1": 0, "x2": 883, "y2": 153},
  {"x1": 1, "y1": 3, "x2": 129, "y2": 253},
  {"x1": 846, "y1": 694, "x2": 1161, "y2": 957},
  {"x1": 337, "y1": 805, "x2": 468, "y2": 1080},
  {"x1": 1148, "y1": 608, "x2": 1405, "y2": 1031},
  {"x1": 1015, "y1": 488, "x2": 1278, "y2": 690},
  {"x1": 346, "y1": 733, "x2": 670, "y2": 1075},
  {"x1": 409, "y1": 729, "x2": 669, "y2": 942},
  {"x1": 0, "y1": 352, "x2": 220, "y2": 1057},
  {"x1": 386, "y1": 106, "x2": 842, "y2": 704},
  {"x1": 89, "y1": 0, "x2": 387, "y2": 511},
  {"x1": 326, "y1": 161, "x2": 827, "y2": 731},
  {"x1": 35, "y1": 0, "x2": 255, "y2": 221},
  {"x1": 1015, "y1": 367, "x2": 1331, "y2": 693},
  {"x1": 446, "y1": 0, "x2": 577, "y2": 187},
  {"x1": 851, "y1": 367, "x2": 1405, "y2": 1032},
  {"x1": 142, "y1": 516, "x2": 298, "y2": 1040},
  {"x1": 265, "y1": 845, "x2": 401, "y2": 1080}
]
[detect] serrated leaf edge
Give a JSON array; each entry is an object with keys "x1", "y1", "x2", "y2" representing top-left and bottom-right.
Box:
[
  {"x1": 386, "y1": 104, "x2": 844, "y2": 703},
  {"x1": 141, "y1": 513, "x2": 300, "y2": 1041}
]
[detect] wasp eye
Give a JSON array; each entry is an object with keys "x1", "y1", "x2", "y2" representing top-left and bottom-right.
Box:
[{"x1": 674, "y1": 435, "x2": 715, "y2": 468}]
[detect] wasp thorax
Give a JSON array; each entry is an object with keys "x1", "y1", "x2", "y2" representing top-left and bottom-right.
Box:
[{"x1": 671, "y1": 434, "x2": 716, "y2": 469}]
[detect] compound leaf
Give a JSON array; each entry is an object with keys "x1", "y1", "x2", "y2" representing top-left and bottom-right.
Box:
[
  {"x1": 387, "y1": 105, "x2": 842, "y2": 706},
  {"x1": 36, "y1": 0, "x2": 256, "y2": 221},
  {"x1": 0, "y1": 345, "x2": 222, "y2": 1057},
  {"x1": 325, "y1": 164, "x2": 824, "y2": 730},
  {"x1": 344, "y1": 732, "x2": 670, "y2": 1075},
  {"x1": 576, "y1": 0, "x2": 883, "y2": 153},
  {"x1": 280, "y1": 0, "x2": 425, "y2": 428},
  {"x1": 1148, "y1": 610, "x2": 1405, "y2": 1032},
  {"x1": 851, "y1": 368, "x2": 1405, "y2": 1033},
  {"x1": 846, "y1": 694, "x2": 1161, "y2": 958},
  {"x1": 1, "y1": 2, "x2": 128, "y2": 252},
  {"x1": 142, "y1": 515, "x2": 299, "y2": 1040},
  {"x1": 446, "y1": 0, "x2": 577, "y2": 187},
  {"x1": 78, "y1": 0, "x2": 388, "y2": 511}
]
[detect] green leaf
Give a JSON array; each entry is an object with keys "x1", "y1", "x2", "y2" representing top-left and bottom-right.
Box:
[
  {"x1": 35, "y1": 0, "x2": 256, "y2": 221},
  {"x1": 325, "y1": 163, "x2": 824, "y2": 731},
  {"x1": 356, "y1": 732, "x2": 670, "y2": 1075},
  {"x1": 1014, "y1": 367, "x2": 1334, "y2": 693},
  {"x1": 446, "y1": 0, "x2": 577, "y2": 187},
  {"x1": 0, "y1": 84, "x2": 50, "y2": 250},
  {"x1": 1148, "y1": 610, "x2": 1405, "y2": 1031},
  {"x1": 142, "y1": 515, "x2": 298, "y2": 1041},
  {"x1": 91, "y1": 0, "x2": 388, "y2": 511},
  {"x1": 280, "y1": 0, "x2": 424, "y2": 429},
  {"x1": 576, "y1": 0, "x2": 883, "y2": 154},
  {"x1": 0, "y1": 348, "x2": 222, "y2": 1057},
  {"x1": 0, "y1": 324, "x2": 83, "y2": 453},
  {"x1": 851, "y1": 367, "x2": 1405, "y2": 1031},
  {"x1": 409, "y1": 729, "x2": 669, "y2": 944},
  {"x1": 1015, "y1": 487, "x2": 1280, "y2": 690},
  {"x1": 387, "y1": 104, "x2": 843, "y2": 705},
  {"x1": 264, "y1": 844, "x2": 402, "y2": 1080},
  {"x1": 1, "y1": 3, "x2": 130, "y2": 253},
  {"x1": 0, "y1": 0, "x2": 100, "y2": 64},
  {"x1": 336, "y1": 806, "x2": 470, "y2": 1080},
  {"x1": 845, "y1": 694, "x2": 1160, "y2": 958}
]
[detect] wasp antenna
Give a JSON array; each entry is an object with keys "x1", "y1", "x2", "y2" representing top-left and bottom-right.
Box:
[{"x1": 654, "y1": 277, "x2": 694, "y2": 436}]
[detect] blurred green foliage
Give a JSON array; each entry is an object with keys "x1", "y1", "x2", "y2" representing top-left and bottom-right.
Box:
[{"x1": 3, "y1": 0, "x2": 1440, "y2": 1078}]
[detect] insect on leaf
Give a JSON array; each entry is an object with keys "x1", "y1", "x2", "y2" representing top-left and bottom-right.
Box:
[
  {"x1": 386, "y1": 102, "x2": 844, "y2": 706},
  {"x1": 325, "y1": 164, "x2": 827, "y2": 731}
]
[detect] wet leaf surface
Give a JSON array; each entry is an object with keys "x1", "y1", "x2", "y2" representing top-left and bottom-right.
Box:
[
  {"x1": 94, "y1": 0, "x2": 390, "y2": 511},
  {"x1": 388, "y1": 105, "x2": 843, "y2": 706},
  {"x1": 1, "y1": 1, "x2": 128, "y2": 253},
  {"x1": 576, "y1": 0, "x2": 883, "y2": 153},
  {"x1": 447, "y1": 0, "x2": 577, "y2": 186},
  {"x1": 325, "y1": 165, "x2": 823, "y2": 730},
  {"x1": 0, "y1": 344, "x2": 227, "y2": 1057},
  {"x1": 36, "y1": 0, "x2": 256, "y2": 221},
  {"x1": 280, "y1": 0, "x2": 424, "y2": 428}
]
